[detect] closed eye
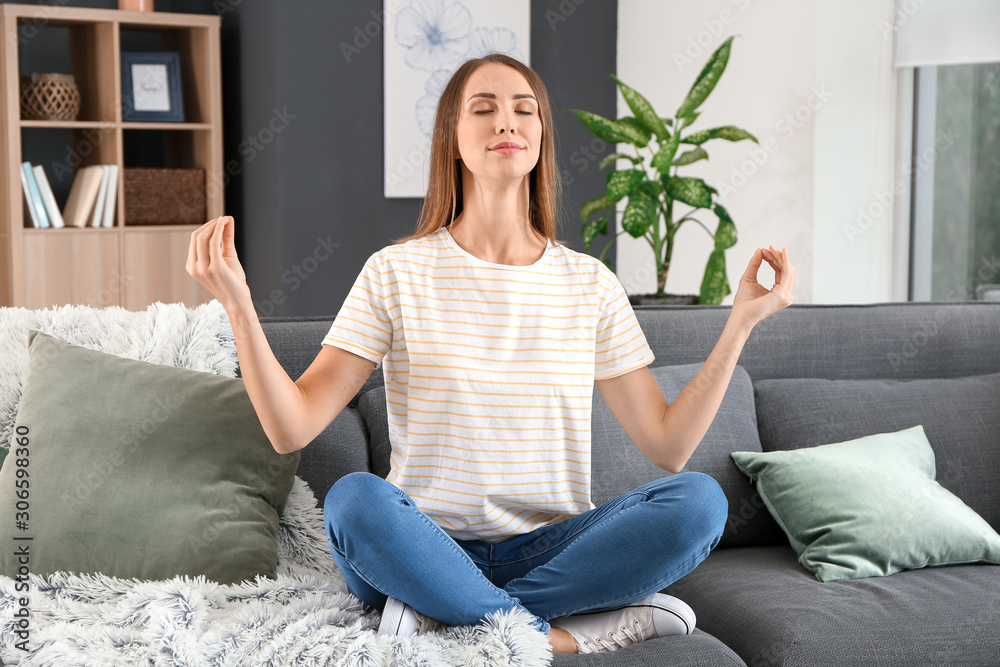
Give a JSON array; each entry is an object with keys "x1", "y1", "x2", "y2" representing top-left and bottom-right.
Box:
[{"x1": 473, "y1": 110, "x2": 535, "y2": 115}]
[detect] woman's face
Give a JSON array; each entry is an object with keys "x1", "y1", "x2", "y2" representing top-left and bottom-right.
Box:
[{"x1": 454, "y1": 63, "x2": 542, "y2": 185}]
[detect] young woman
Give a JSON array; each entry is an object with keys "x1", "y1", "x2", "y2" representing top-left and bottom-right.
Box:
[{"x1": 186, "y1": 53, "x2": 795, "y2": 655}]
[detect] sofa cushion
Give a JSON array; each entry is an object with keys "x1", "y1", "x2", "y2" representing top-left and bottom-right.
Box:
[
  {"x1": 0, "y1": 331, "x2": 300, "y2": 585},
  {"x1": 358, "y1": 386, "x2": 391, "y2": 479},
  {"x1": 732, "y1": 424, "x2": 1000, "y2": 581},
  {"x1": 666, "y1": 545, "x2": 1000, "y2": 667},
  {"x1": 753, "y1": 372, "x2": 1000, "y2": 532},
  {"x1": 360, "y1": 363, "x2": 784, "y2": 549},
  {"x1": 592, "y1": 363, "x2": 783, "y2": 549},
  {"x1": 296, "y1": 406, "x2": 370, "y2": 508},
  {"x1": 551, "y1": 629, "x2": 746, "y2": 666}
]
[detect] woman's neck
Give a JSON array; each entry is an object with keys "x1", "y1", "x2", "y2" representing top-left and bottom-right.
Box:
[{"x1": 449, "y1": 172, "x2": 546, "y2": 266}]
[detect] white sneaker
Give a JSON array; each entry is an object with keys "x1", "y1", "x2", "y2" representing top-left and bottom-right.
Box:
[
  {"x1": 549, "y1": 593, "x2": 696, "y2": 654},
  {"x1": 377, "y1": 596, "x2": 446, "y2": 636}
]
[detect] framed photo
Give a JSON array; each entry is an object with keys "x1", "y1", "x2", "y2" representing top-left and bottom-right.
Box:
[{"x1": 121, "y1": 52, "x2": 185, "y2": 122}]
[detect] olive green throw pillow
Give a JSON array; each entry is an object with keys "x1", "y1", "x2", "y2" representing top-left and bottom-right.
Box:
[
  {"x1": 0, "y1": 331, "x2": 300, "y2": 585},
  {"x1": 731, "y1": 425, "x2": 1000, "y2": 582}
]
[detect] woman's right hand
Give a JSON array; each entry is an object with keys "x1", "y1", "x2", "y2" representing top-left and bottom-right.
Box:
[{"x1": 186, "y1": 216, "x2": 251, "y2": 310}]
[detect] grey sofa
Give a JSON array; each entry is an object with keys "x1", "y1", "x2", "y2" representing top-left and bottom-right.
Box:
[{"x1": 259, "y1": 301, "x2": 1000, "y2": 667}]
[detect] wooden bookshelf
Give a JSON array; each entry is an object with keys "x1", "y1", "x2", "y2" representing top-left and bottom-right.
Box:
[{"x1": 0, "y1": 3, "x2": 221, "y2": 309}]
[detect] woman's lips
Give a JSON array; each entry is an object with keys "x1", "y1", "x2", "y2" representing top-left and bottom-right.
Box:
[{"x1": 490, "y1": 141, "x2": 524, "y2": 155}]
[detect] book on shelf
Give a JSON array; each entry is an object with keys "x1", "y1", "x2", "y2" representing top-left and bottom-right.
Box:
[
  {"x1": 90, "y1": 166, "x2": 110, "y2": 228},
  {"x1": 62, "y1": 165, "x2": 107, "y2": 228},
  {"x1": 101, "y1": 165, "x2": 118, "y2": 228},
  {"x1": 19, "y1": 165, "x2": 40, "y2": 228},
  {"x1": 32, "y1": 165, "x2": 65, "y2": 228},
  {"x1": 20, "y1": 161, "x2": 49, "y2": 228}
]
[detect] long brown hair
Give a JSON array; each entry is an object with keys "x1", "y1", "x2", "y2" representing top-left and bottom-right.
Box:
[{"x1": 392, "y1": 54, "x2": 564, "y2": 247}]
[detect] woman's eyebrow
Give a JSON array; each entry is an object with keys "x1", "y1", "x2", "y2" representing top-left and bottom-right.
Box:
[{"x1": 467, "y1": 92, "x2": 537, "y2": 102}]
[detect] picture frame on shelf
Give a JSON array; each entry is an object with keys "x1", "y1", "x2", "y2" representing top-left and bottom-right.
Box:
[{"x1": 121, "y1": 51, "x2": 185, "y2": 122}]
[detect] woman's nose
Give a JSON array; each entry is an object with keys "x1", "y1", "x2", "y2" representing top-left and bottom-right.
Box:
[{"x1": 497, "y1": 112, "x2": 515, "y2": 134}]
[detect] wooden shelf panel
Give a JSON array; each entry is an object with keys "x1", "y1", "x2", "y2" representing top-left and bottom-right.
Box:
[
  {"x1": 123, "y1": 224, "x2": 201, "y2": 231},
  {"x1": 123, "y1": 227, "x2": 210, "y2": 309},
  {"x1": 123, "y1": 122, "x2": 212, "y2": 130},
  {"x1": 20, "y1": 120, "x2": 114, "y2": 129},
  {"x1": 22, "y1": 229, "x2": 121, "y2": 309},
  {"x1": 21, "y1": 121, "x2": 212, "y2": 131},
  {"x1": 1, "y1": 4, "x2": 219, "y2": 28},
  {"x1": 23, "y1": 227, "x2": 120, "y2": 234}
]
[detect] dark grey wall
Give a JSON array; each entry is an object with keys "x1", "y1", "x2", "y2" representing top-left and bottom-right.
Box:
[{"x1": 9, "y1": 0, "x2": 619, "y2": 317}]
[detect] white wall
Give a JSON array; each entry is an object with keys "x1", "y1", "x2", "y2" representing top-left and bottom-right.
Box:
[
  {"x1": 616, "y1": 0, "x2": 898, "y2": 304},
  {"x1": 813, "y1": 0, "x2": 898, "y2": 303}
]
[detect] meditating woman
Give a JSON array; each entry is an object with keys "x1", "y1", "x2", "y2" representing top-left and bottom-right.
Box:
[{"x1": 185, "y1": 53, "x2": 795, "y2": 655}]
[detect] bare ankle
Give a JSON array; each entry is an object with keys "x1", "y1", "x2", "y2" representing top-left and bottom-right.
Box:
[{"x1": 549, "y1": 627, "x2": 578, "y2": 654}]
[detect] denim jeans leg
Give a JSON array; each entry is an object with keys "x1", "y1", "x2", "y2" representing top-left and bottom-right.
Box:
[
  {"x1": 323, "y1": 471, "x2": 549, "y2": 632},
  {"x1": 499, "y1": 472, "x2": 728, "y2": 622}
]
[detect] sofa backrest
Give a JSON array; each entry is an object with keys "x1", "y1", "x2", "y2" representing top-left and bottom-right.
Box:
[
  {"x1": 634, "y1": 301, "x2": 1000, "y2": 380},
  {"x1": 260, "y1": 303, "x2": 1000, "y2": 535}
]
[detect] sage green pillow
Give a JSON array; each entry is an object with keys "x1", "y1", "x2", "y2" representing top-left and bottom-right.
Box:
[
  {"x1": 731, "y1": 425, "x2": 1000, "y2": 582},
  {"x1": 0, "y1": 331, "x2": 300, "y2": 585}
]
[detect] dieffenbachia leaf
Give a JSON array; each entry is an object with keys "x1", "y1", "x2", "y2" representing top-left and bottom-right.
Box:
[
  {"x1": 612, "y1": 75, "x2": 670, "y2": 140},
  {"x1": 713, "y1": 204, "x2": 737, "y2": 250},
  {"x1": 582, "y1": 213, "x2": 609, "y2": 250},
  {"x1": 672, "y1": 147, "x2": 709, "y2": 167},
  {"x1": 621, "y1": 187, "x2": 658, "y2": 238},
  {"x1": 598, "y1": 152, "x2": 643, "y2": 169},
  {"x1": 580, "y1": 194, "x2": 614, "y2": 222},
  {"x1": 682, "y1": 125, "x2": 758, "y2": 145},
  {"x1": 676, "y1": 36, "x2": 734, "y2": 119},
  {"x1": 606, "y1": 169, "x2": 645, "y2": 203},
  {"x1": 699, "y1": 248, "x2": 731, "y2": 305},
  {"x1": 663, "y1": 176, "x2": 713, "y2": 209}
]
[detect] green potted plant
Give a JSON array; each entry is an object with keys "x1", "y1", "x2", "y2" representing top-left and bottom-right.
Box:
[{"x1": 570, "y1": 36, "x2": 758, "y2": 306}]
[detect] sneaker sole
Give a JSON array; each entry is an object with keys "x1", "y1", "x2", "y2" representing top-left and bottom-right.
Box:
[{"x1": 377, "y1": 597, "x2": 406, "y2": 636}]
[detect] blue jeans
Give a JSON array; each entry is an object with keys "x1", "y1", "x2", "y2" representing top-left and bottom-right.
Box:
[{"x1": 324, "y1": 471, "x2": 727, "y2": 635}]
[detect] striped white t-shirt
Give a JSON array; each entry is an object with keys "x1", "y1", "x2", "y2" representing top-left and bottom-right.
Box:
[{"x1": 322, "y1": 226, "x2": 655, "y2": 542}]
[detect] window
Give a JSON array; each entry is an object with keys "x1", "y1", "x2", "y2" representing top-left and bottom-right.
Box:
[{"x1": 909, "y1": 62, "x2": 1000, "y2": 301}]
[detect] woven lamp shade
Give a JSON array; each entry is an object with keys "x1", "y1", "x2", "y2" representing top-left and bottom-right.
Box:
[{"x1": 20, "y1": 73, "x2": 81, "y2": 121}]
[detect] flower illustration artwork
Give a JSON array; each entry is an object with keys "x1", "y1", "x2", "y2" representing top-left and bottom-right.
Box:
[
  {"x1": 416, "y1": 69, "x2": 453, "y2": 135},
  {"x1": 394, "y1": 0, "x2": 473, "y2": 72},
  {"x1": 395, "y1": 1, "x2": 526, "y2": 136},
  {"x1": 386, "y1": 0, "x2": 530, "y2": 197},
  {"x1": 466, "y1": 26, "x2": 523, "y2": 62}
]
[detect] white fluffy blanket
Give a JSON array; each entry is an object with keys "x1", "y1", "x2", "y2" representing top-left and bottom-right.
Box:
[{"x1": 0, "y1": 301, "x2": 552, "y2": 666}]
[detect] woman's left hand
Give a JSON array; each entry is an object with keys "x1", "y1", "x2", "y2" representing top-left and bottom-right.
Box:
[{"x1": 730, "y1": 244, "x2": 795, "y2": 330}]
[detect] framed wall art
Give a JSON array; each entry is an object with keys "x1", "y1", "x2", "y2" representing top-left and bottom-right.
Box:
[
  {"x1": 121, "y1": 51, "x2": 185, "y2": 122},
  {"x1": 384, "y1": 0, "x2": 530, "y2": 198}
]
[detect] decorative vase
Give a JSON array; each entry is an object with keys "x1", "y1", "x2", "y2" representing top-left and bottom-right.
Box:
[
  {"x1": 20, "y1": 73, "x2": 80, "y2": 121},
  {"x1": 118, "y1": 0, "x2": 154, "y2": 11}
]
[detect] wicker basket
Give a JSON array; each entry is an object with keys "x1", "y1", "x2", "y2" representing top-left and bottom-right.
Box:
[
  {"x1": 123, "y1": 168, "x2": 206, "y2": 225},
  {"x1": 20, "y1": 73, "x2": 81, "y2": 121}
]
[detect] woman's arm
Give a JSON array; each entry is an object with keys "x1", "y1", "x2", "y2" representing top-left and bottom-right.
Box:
[
  {"x1": 187, "y1": 217, "x2": 376, "y2": 454},
  {"x1": 596, "y1": 245, "x2": 793, "y2": 472}
]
